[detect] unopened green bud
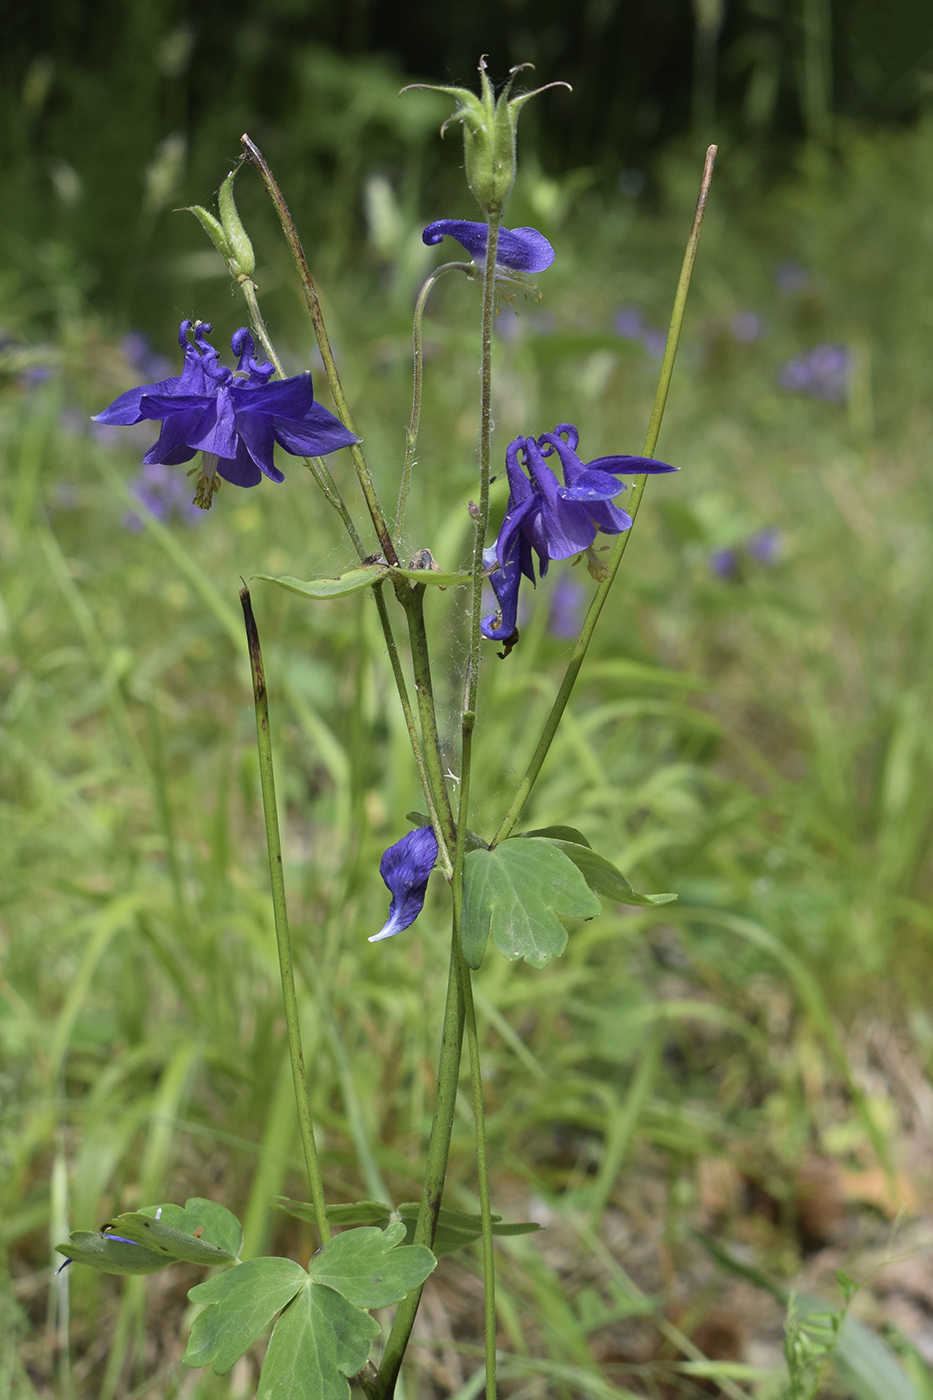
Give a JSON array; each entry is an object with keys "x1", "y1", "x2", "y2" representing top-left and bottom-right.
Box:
[
  {"x1": 217, "y1": 170, "x2": 255, "y2": 280},
  {"x1": 184, "y1": 169, "x2": 255, "y2": 282},
  {"x1": 404, "y1": 57, "x2": 569, "y2": 217}
]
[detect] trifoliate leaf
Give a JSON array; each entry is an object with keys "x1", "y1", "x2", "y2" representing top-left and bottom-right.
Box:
[
  {"x1": 185, "y1": 1257, "x2": 308, "y2": 1375},
  {"x1": 462, "y1": 838, "x2": 600, "y2": 969},
  {"x1": 307, "y1": 1223, "x2": 435, "y2": 1308}
]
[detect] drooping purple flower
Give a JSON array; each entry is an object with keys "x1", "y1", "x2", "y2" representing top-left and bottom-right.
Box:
[
  {"x1": 481, "y1": 424, "x2": 676, "y2": 642},
  {"x1": 778, "y1": 343, "x2": 849, "y2": 402},
  {"x1": 369, "y1": 827, "x2": 439, "y2": 944},
  {"x1": 422, "y1": 220, "x2": 554, "y2": 273},
  {"x1": 93, "y1": 321, "x2": 359, "y2": 509}
]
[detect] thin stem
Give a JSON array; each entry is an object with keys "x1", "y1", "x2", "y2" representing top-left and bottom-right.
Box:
[
  {"x1": 492, "y1": 146, "x2": 717, "y2": 846},
  {"x1": 241, "y1": 136, "x2": 399, "y2": 565},
  {"x1": 376, "y1": 583, "x2": 453, "y2": 875},
  {"x1": 374, "y1": 933, "x2": 465, "y2": 1398},
  {"x1": 461, "y1": 955, "x2": 497, "y2": 1400},
  {"x1": 238, "y1": 276, "x2": 366, "y2": 559},
  {"x1": 398, "y1": 584, "x2": 457, "y2": 859},
  {"x1": 240, "y1": 585, "x2": 330, "y2": 1246},
  {"x1": 396, "y1": 261, "x2": 472, "y2": 539}
]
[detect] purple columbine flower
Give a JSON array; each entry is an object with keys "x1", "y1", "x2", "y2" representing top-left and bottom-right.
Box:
[
  {"x1": 481, "y1": 424, "x2": 676, "y2": 642},
  {"x1": 93, "y1": 320, "x2": 359, "y2": 509},
  {"x1": 422, "y1": 220, "x2": 555, "y2": 274},
  {"x1": 369, "y1": 827, "x2": 439, "y2": 944}
]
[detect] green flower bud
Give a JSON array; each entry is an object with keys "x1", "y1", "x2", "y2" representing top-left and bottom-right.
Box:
[
  {"x1": 404, "y1": 57, "x2": 569, "y2": 217},
  {"x1": 184, "y1": 169, "x2": 255, "y2": 282},
  {"x1": 217, "y1": 170, "x2": 255, "y2": 280}
]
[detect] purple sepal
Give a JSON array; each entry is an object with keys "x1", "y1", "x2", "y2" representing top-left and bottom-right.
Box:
[
  {"x1": 422, "y1": 220, "x2": 555, "y2": 273},
  {"x1": 369, "y1": 827, "x2": 439, "y2": 943}
]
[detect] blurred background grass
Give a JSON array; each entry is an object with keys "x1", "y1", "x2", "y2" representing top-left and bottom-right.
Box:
[{"x1": 4, "y1": 3, "x2": 933, "y2": 1398}]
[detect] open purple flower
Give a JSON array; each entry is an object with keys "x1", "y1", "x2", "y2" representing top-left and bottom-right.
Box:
[
  {"x1": 481, "y1": 424, "x2": 676, "y2": 642},
  {"x1": 93, "y1": 321, "x2": 359, "y2": 509},
  {"x1": 422, "y1": 220, "x2": 554, "y2": 274},
  {"x1": 369, "y1": 827, "x2": 439, "y2": 944}
]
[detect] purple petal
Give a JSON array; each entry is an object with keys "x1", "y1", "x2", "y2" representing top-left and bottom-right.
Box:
[
  {"x1": 187, "y1": 391, "x2": 239, "y2": 459},
  {"x1": 369, "y1": 827, "x2": 439, "y2": 943},
  {"x1": 524, "y1": 439, "x2": 597, "y2": 558},
  {"x1": 216, "y1": 439, "x2": 264, "y2": 488},
  {"x1": 422, "y1": 220, "x2": 554, "y2": 273},
  {"x1": 586, "y1": 455, "x2": 677, "y2": 476},
  {"x1": 234, "y1": 410, "x2": 283, "y2": 482},
  {"x1": 142, "y1": 407, "x2": 208, "y2": 466},
  {"x1": 272, "y1": 402, "x2": 360, "y2": 457},
  {"x1": 557, "y1": 469, "x2": 627, "y2": 502},
  {"x1": 235, "y1": 373, "x2": 317, "y2": 418}
]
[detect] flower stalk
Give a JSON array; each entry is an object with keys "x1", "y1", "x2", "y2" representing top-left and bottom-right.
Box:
[{"x1": 239, "y1": 585, "x2": 330, "y2": 1247}]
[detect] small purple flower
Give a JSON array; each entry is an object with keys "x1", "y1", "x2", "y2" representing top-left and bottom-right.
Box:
[
  {"x1": 422, "y1": 220, "x2": 554, "y2": 273},
  {"x1": 123, "y1": 462, "x2": 202, "y2": 532},
  {"x1": 731, "y1": 312, "x2": 762, "y2": 344},
  {"x1": 614, "y1": 305, "x2": 645, "y2": 340},
  {"x1": 779, "y1": 343, "x2": 849, "y2": 402},
  {"x1": 747, "y1": 527, "x2": 781, "y2": 564},
  {"x1": 93, "y1": 321, "x2": 359, "y2": 509},
  {"x1": 369, "y1": 827, "x2": 439, "y2": 944},
  {"x1": 481, "y1": 424, "x2": 676, "y2": 643},
  {"x1": 775, "y1": 261, "x2": 809, "y2": 295},
  {"x1": 710, "y1": 547, "x2": 739, "y2": 579},
  {"x1": 613, "y1": 305, "x2": 666, "y2": 359}
]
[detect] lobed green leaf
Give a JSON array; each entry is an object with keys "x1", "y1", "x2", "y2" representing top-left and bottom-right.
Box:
[
  {"x1": 275, "y1": 1199, "x2": 540, "y2": 1258},
  {"x1": 54, "y1": 1230, "x2": 170, "y2": 1275},
  {"x1": 519, "y1": 834, "x2": 676, "y2": 907},
  {"x1": 109, "y1": 1197, "x2": 243, "y2": 1265},
  {"x1": 307, "y1": 1222, "x2": 435, "y2": 1308},
  {"x1": 462, "y1": 838, "x2": 600, "y2": 969}
]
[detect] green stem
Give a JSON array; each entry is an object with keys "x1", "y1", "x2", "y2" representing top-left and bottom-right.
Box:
[
  {"x1": 377, "y1": 583, "x2": 453, "y2": 875},
  {"x1": 241, "y1": 136, "x2": 398, "y2": 565},
  {"x1": 492, "y1": 146, "x2": 717, "y2": 846},
  {"x1": 398, "y1": 584, "x2": 457, "y2": 861},
  {"x1": 374, "y1": 933, "x2": 466, "y2": 1398},
  {"x1": 461, "y1": 953, "x2": 497, "y2": 1400},
  {"x1": 396, "y1": 261, "x2": 472, "y2": 539},
  {"x1": 240, "y1": 585, "x2": 330, "y2": 1246},
  {"x1": 238, "y1": 276, "x2": 366, "y2": 559}
]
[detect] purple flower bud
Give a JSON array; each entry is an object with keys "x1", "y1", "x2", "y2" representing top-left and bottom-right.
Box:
[{"x1": 369, "y1": 827, "x2": 439, "y2": 944}]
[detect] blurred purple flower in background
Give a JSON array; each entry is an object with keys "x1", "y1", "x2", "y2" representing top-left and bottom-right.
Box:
[
  {"x1": 614, "y1": 304, "x2": 666, "y2": 359},
  {"x1": 730, "y1": 312, "x2": 763, "y2": 343},
  {"x1": 121, "y1": 331, "x2": 173, "y2": 383},
  {"x1": 123, "y1": 462, "x2": 203, "y2": 532},
  {"x1": 710, "y1": 548, "x2": 739, "y2": 579},
  {"x1": 779, "y1": 344, "x2": 849, "y2": 402},
  {"x1": 548, "y1": 575, "x2": 587, "y2": 639},
  {"x1": 775, "y1": 261, "x2": 810, "y2": 295},
  {"x1": 709, "y1": 528, "x2": 782, "y2": 579},
  {"x1": 747, "y1": 527, "x2": 781, "y2": 564}
]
